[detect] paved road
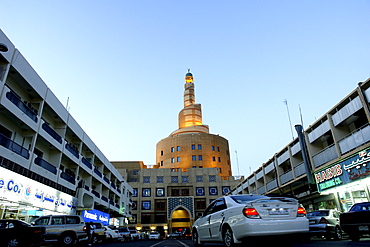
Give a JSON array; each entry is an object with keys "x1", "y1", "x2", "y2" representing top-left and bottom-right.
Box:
[{"x1": 87, "y1": 237, "x2": 370, "y2": 247}]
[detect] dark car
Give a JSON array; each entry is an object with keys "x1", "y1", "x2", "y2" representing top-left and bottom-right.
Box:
[
  {"x1": 307, "y1": 209, "x2": 342, "y2": 240},
  {"x1": 117, "y1": 227, "x2": 131, "y2": 241},
  {"x1": 340, "y1": 202, "x2": 370, "y2": 241},
  {"x1": 0, "y1": 219, "x2": 46, "y2": 247}
]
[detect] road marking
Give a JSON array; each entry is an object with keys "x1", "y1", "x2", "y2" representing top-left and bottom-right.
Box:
[
  {"x1": 176, "y1": 240, "x2": 189, "y2": 247},
  {"x1": 150, "y1": 240, "x2": 167, "y2": 247}
]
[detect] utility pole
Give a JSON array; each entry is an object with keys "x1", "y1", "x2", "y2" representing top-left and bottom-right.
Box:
[{"x1": 283, "y1": 99, "x2": 294, "y2": 140}]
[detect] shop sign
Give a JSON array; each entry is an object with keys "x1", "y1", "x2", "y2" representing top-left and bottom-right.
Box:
[
  {"x1": 0, "y1": 167, "x2": 77, "y2": 214},
  {"x1": 82, "y1": 209, "x2": 110, "y2": 225},
  {"x1": 314, "y1": 147, "x2": 370, "y2": 193}
]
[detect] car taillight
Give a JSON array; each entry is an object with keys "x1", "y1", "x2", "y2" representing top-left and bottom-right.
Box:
[
  {"x1": 319, "y1": 217, "x2": 329, "y2": 224},
  {"x1": 243, "y1": 207, "x2": 261, "y2": 218},
  {"x1": 297, "y1": 207, "x2": 306, "y2": 217},
  {"x1": 83, "y1": 226, "x2": 86, "y2": 231}
]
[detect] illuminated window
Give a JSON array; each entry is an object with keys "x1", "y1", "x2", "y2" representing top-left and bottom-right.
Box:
[
  {"x1": 198, "y1": 144, "x2": 202, "y2": 150},
  {"x1": 177, "y1": 146, "x2": 181, "y2": 151},
  {"x1": 198, "y1": 155, "x2": 203, "y2": 161},
  {"x1": 177, "y1": 157, "x2": 181, "y2": 162},
  {"x1": 142, "y1": 201, "x2": 151, "y2": 210},
  {"x1": 212, "y1": 146, "x2": 215, "y2": 151},
  {"x1": 156, "y1": 188, "x2": 165, "y2": 197},
  {"x1": 209, "y1": 187, "x2": 218, "y2": 196},
  {"x1": 192, "y1": 155, "x2": 196, "y2": 161},
  {"x1": 132, "y1": 188, "x2": 138, "y2": 197},
  {"x1": 191, "y1": 144, "x2": 196, "y2": 150},
  {"x1": 142, "y1": 188, "x2": 151, "y2": 197},
  {"x1": 171, "y1": 147, "x2": 175, "y2": 152},
  {"x1": 171, "y1": 157, "x2": 175, "y2": 163}
]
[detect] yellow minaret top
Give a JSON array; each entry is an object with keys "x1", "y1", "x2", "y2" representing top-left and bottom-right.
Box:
[{"x1": 170, "y1": 70, "x2": 209, "y2": 136}]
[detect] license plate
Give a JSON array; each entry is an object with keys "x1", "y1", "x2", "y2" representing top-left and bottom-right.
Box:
[
  {"x1": 269, "y1": 209, "x2": 289, "y2": 215},
  {"x1": 359, "y1": 226, "x2": 369, "y2": 231},
  {"x1": 309, "y1": 220, "x2": 315, "y2": 224}
]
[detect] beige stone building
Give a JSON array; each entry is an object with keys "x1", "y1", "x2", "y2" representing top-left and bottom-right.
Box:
[{"x1": 112, "y1": 71, "x2": 242, "y2": 236}]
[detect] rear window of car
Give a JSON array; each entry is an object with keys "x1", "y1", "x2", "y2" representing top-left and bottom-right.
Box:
[
  {"x1": 230, "y1": 195, "x2": 268, "y2": 204},
  {"x1": 66, "y1": 216, "x2": 81, "y2": 224},
  {"x1": 307, "y1": 211, "x2": 329, "y2": 217}
]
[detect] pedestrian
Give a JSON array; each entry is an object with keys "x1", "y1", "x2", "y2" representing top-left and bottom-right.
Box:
[{"x1": 86, "y1": 221, "x2": 95, "y2": 246}]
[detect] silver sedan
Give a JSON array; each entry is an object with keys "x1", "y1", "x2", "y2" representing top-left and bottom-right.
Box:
[{"x1": 192, "y1": 194, "x2": 309, "y2": 247}]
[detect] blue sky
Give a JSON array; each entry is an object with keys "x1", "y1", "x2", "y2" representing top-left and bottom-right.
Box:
[{"x1": 2, "y1": 1, "x2": 370, "y2": 176}]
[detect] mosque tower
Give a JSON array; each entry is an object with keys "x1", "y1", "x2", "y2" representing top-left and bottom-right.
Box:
[{"x1": 156, "y1": 70, "x2": 232, "y2": 177}]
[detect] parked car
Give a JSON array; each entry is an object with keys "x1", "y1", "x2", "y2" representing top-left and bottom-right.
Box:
[
  {"x1": 130, "y1": 229, "x2": 141, "y2": 240},
  {"x1": 0, "y1": 219, "x2": 46, "y2": 247},
  {"x1": 340, "y1": 201, "x2": 370, "y2": 241},
  {"x1": 149, "y1": 230, "x2": 161, "y2": 239},
  {"x1": 90, "y1": 222, "x2": 106, "y2": 244},
  {"x1": 117, "y1": 227, "x2": 132, "y2": 241},
  {"x1": 192, "y1": 194, "x2": 309, "y2": 247},
  {"x1": 306, "y1": 209, "x2": 342, "y2": 240},
  {"x1": 168, "y1": 231, "x2": 182, "y2": 239},
  {"x1": 32, "y1": 214, "x2": 88, "y2": 246},
  {"x1": 103, "y1": 226, "x2": 120, "y2": 242}
]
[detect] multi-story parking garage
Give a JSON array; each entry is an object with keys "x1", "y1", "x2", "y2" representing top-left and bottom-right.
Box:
[
  {"x1": 231, "y1": 77, "x2": 370, "y2": 212},
  {"x1": 0, "y1": 29, "x2": 132, "y2": 224}
]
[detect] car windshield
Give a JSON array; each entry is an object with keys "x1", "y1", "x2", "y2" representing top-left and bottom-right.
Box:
[
  {"x1": 307, "y1": 210, "x2": 329, "y2": 217},
  {"x1": 230, "y1": 195, "x2": 268, "y2": 204}
]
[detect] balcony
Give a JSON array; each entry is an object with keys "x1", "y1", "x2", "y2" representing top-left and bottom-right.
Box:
[
  {"x1": 280, "y1": 170, "x2": 293, "y2": 185},
  {"x1": 42, "y1": 122, "x2": 62, "y2": 144},
  {"x1": 312, "y1": 144, "x2": 338, "y2": 168},
  {"x1": 81, "y1": 157, "x2": 92, "y2": 169},
  {"x1": 0, "y1": 133, "x2": 30, "y2": 159},
  {"x1": 101, "y1": 196, "x2": 108, "y2": 202},
  {"x1": 294, "y1": 162, "x2": 305, "y2": 177},
  {"x1": 34, "y1": 157, "x2": 57, "y2": 174},
  {"x1": 266, "y1": 179, "x2": 278, "y2": 191},
  {"x1": 60, "y1": 171, "x2": 76, "y2": 185},
  {"x1": 91, "y1": 190, "x2": 100, "y2": 198},
  {"x1": 6, "y1": 91, "x2": 37, "y2": 122},
  {"x1": 94, "y1": 167, "x2": 102, "y2": 177},
  {"x1": 65, "y1": 143, "x2": 79, "y2": 159},
  {"x1": 103, "y1": 176, "x2": 110, "y2": 184},
  {"x1": 338, "y1": 124, "x2": 370, "y2": 154}
]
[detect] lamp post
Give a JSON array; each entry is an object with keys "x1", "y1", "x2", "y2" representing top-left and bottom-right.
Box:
[{"x1": 0, "y1": 43, "x2": 8, "y2": 52}]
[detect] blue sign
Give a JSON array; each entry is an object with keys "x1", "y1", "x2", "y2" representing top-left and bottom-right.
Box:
[
  {"x1": 314, "y1": 147, "x2": 370, "y2": 192},
  {"x1": 82, "y1": 209, "x2": 110, "y2": 225}
]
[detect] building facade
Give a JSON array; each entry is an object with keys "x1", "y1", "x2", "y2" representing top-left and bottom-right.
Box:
[
  {"x1": 0, "y1": 29, "x2": 132, "y2": 224},
  {"x1": 112, "y1": 71, "x2": 242, "y2": 236},
  {"x1": 231, "y1": 78, "x2": 370, "y2": 213}
]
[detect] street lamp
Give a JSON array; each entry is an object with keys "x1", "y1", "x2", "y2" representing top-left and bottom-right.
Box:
[{"x1": 0, "y1": 43, "x2": 8, "y2": 52}]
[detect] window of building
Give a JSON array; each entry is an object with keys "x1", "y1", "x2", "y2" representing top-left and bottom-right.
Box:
[
  {"x1": 218, "y1": 157, "x2": 221, "y2": 162},
  {"x1": 198, "y1": 155, "x2": 203, "y2": 161},
  {"x1": 209, "y1": 175, "x2": 216, "y2": 182},
  {"x1": 181, "y1": 188, "x2": 190, "y2": 196},
  {"x1": 171, "y1": 157, "x2": 175, "y2": 163},
  {"x1": 156, "y1": 188, "x2": 165, "y2": 197},
  {"x1": 157, "y1": 176, "x2": 164, "y2": 183},
  {"x1": 132, "y1": 201, "x2": 137, "y2": 210},
  {"x1": 171, "y1": 176, "x2": 178, "y2": 183},
  {"x1": 161, "y1": 150, "x2": 163, "y2": 156},
  {"x1": 192, "y1": 155, "x2": 196, "y2": 161},
  {"x1": 133, "y1": 169, "x2": 140, "y2": 175},
  {"x1": 177, "y1": 157, "x2": 181, "y2": 162},
  {"x1": 141, "y1": 214, "x2": 152, "y2": 224},
  {"x1": 191, "y1": 144, "x2": 196, "y2": 150},
  {"x1": 196, "y1": 175, "x2": 203, "y2": 182},
  {"x1": 195, "y1": 199, "x2": 207, "y2": 210},
  {"x1": 171, "y1": 188, "x2": 180, "y2": 196},
  {"x1": 160, "y1": 161, "x2": 164, "y2": 166},
  {"x1": 154, "y1": 213, "x2": 167, "y2": 223},
  {"x1": 177, "y1": 146, "x2": 181, "y2": 151},
  {"x1": 129, "y1": 214, "x2": 137, "y2": 224},
  {"x1": 182, "y1": 176, "x2": 189, "y2": 183},
  {"x1": 143, "y1": 176, "x2": 150, "y2": 183},
  {"x1": 196, "y1": 187, "x2": 205, "y2": 196},
  {"x1": 171, "y1": 147, "x2": 175, "y2": 152},
  {"x1": 155, "y1": 200, "x2": 166, "y2": 210},
  {"x1": 212, "y1": 145, "x2": 215, "y2": 151},
  {"x1": 132, "y1": 188, "x2": 138, "y2": 197},
  {"x1": 217, "y1": 147, "x2": 220, "y2": 152},
  {"x1": 212, "y1": 156, "x2": 216, "y2": 161},
  {"x1": 142, "y1": 188, "x2": 151, "y2": 197},
  {"x1": 209, "y1": 187, "x2": 218, "y2": 196},
  {"x1": 142, "y1": 201, "x2": 151, "y2": 210},
  {"x1": 198, "y1": 144, "x2": 202, "y2": 150},
  {"x1": 222, "y1": 186, "x2": 231, "y2": 195}
]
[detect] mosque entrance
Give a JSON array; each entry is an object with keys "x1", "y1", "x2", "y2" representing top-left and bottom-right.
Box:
[{"x1": 170, "y1": 207, "x2": 191, "y2": 237}]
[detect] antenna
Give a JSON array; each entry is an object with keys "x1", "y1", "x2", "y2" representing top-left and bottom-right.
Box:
[
  {"x1": 235, "y1": 150, "x2": 240, "y2": 176},
  {"x1": 283, "y1": 99, "x2": 294, "y2": 140},
  {"x1": 299, "y1": 104, "x2": 304, "y2": 128}
]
